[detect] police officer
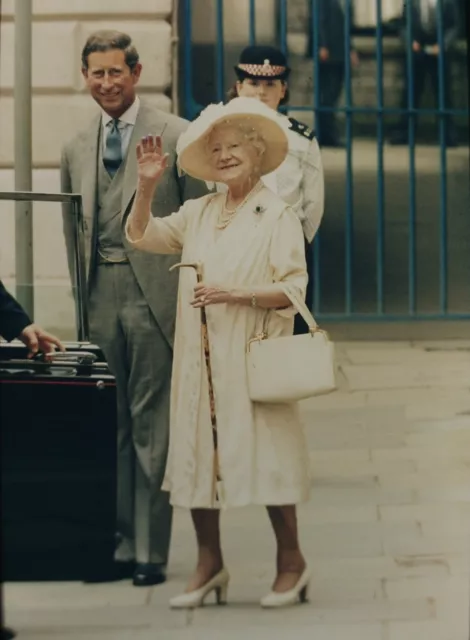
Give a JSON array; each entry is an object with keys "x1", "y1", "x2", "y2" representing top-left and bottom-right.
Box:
[{"x1": 228, "y1": 45, "x2": 325, "y2": 333}]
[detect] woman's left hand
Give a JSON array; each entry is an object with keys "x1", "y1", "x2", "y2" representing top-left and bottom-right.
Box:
[{"x1": 191, "y1": 283, "x2": 232, "y2": 307}]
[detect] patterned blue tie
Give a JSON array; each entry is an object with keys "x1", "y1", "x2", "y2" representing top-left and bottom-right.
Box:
[{"x1": 103, "y1": 119, "x2": 122, "y2": 177}]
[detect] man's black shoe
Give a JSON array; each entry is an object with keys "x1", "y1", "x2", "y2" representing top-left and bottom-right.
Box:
[
  {"x1": 83, "y1": 560, "x2": 136, "y2": 584},
  {"x1": 1, "y1": 627, "x2": 16, "y2": 640},
  {"x1": 132, "y1": 563, "x2": 166, "y2": 587}
]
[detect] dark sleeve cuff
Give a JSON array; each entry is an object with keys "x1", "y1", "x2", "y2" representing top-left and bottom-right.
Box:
[
  {"x1": 0, "y1": 313, "x2": 30, "y2": 342},
  {"x1": 0, "y1": 282, "x2": 32, "y2": 341}
]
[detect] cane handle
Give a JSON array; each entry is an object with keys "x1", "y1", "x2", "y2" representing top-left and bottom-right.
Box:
[{"x1": 169, "y1": 261, "x2": 204, "y2": 280}]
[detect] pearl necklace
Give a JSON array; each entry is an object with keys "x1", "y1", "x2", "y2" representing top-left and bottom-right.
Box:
[{"x1": 216, "y1": 181, "x2": 264, "y2": 230}]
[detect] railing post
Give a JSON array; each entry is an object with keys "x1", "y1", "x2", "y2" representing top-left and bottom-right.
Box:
[
  {"x1": 249, "y1": 0, "x2": 256, "y2": 45},
  {"x1": 405, "y1": 0, "x2": 417, "y2": 315},
  {"x1": 436, "y1": 0, "x2": 448, "y2": 313},
  {"x1": 344, "y1": 0, "x2": 354, "y2": 315},
  {"x1": 278, "y1": 0, "x2": 287, "y2": 53},
  {"x1": 311, "y1": 0, "x2": 322, "y2": 316},
  {"x1": 14, "y1": 0, "x2": 34, "y2": 316},
  {"x1": 14, "y1": 0, "x2": 34, "y2": 317},
  {"x1": 215, "y1": 0, "x2": 225, "y2": 103},
  {"x1": 376, "y1": 0, "x2": 385, "y2": 314}
]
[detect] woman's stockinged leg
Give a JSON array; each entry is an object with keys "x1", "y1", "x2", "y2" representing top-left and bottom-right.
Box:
[
  {"x1": 266, "y1": 505, "x2": 307, "y2": 592},
  {"x1": 185, "y1": 508, "x2": 224, "y2": 592}
]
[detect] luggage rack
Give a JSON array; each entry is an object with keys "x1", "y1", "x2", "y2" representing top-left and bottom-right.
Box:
[{"x1": 0, "y1": 350, "x2": 111, "y2": 378}]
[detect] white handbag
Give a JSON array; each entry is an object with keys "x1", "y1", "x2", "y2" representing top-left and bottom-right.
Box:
[{"x1": 246, "y1": 287, "x2": 336, "y2": 403}]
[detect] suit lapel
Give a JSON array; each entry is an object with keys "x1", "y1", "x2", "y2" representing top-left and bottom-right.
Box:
[
  {"x1": 80, "y1": 115, "x2": 100, "y2": 280},
  {"x1": 81, "y1": 114, "x2": 100, "y2": 219}
]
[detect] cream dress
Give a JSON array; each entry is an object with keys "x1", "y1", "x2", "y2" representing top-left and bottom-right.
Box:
[{"x1": 126, "y1": 186, "x2": 312, "y2": 509}]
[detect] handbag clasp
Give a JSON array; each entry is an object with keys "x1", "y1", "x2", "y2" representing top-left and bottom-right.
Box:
[
  {"x1": 247, "y1": 332, "x2": 267, "y2": 352},
  {"x1": 308, "y1": 326, "x2": 329, "y2": 340}
]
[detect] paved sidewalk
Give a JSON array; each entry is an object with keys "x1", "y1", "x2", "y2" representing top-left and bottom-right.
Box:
[{"x1": 5, "y1": 341, "x2": 470, "y2": 640}]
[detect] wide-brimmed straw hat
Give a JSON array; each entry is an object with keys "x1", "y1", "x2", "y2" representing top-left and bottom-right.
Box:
[{"x1": 176, "y1": 97, "x2": 289, "y2": 182}]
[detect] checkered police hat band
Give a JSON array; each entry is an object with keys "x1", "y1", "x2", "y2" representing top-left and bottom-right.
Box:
[{"x1": 238, "y1": 62, "x2": 286, "y2": 77}]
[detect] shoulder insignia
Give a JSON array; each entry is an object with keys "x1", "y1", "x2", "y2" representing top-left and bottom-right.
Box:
[{"x1": 288, "y1": 117, "x2": 316, "y2": 141}]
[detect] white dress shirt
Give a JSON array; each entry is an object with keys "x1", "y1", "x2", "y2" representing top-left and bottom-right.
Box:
[
  {"x1": 101, "y1": 95, "x2": 140, "y2": 158},
  {"x1": 262, "y1": 120, "x2": 325, "y2": 243}
]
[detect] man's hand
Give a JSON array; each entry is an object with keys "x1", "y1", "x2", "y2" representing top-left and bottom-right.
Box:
[
  {"x1": 412, "y1": 41, "x2": 421, "y2": 52},
  {"x1": 19, "y1": 324, "x2": 65, "y2": 358},
  {"x1": 319, "y1": 47, "x2": 329, "y2": 62},
  {"x1": 350, "y1": 50, "x2": 360, "y2": 68}
]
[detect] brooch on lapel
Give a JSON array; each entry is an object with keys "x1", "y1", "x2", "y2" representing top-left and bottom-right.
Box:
[{"x1": 253, "y1": 204, "x2": 266, "y2": 228}]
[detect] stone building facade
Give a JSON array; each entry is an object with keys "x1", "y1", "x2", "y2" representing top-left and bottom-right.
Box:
[{"x1": 0, "y1": 0, "x2": 174, "y2": 334}]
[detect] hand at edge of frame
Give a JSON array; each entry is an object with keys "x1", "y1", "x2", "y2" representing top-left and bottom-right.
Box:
[{"x1": 19, "y1": 324, "x2": 66, "y2": 359}]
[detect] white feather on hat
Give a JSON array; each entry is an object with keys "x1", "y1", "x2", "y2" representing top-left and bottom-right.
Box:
[{"x1": 176, "y1": 97, "x2": 290, "y2": 182}]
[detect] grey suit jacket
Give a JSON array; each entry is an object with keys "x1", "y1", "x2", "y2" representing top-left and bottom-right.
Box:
[{"x1": 61, "y1": 99, "x2": 209, "y2": 347}]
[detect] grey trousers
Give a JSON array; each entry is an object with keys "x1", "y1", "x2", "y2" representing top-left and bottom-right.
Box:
[{"x1": 89, "y1": 263, "x2": 173, "y2": 565}]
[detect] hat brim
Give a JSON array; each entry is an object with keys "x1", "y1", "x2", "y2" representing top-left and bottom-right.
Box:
[
  {"x1": 235, "y1": 65, "x2": 290, "y2": 81},
  {"x1": 177, "y1": 107, "x2": 289, "y2": 183}
]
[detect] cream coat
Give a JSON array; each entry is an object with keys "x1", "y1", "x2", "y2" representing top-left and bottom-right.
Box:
[{"x1": 126, "y1": 186, "x2": 312, "y2": 508}]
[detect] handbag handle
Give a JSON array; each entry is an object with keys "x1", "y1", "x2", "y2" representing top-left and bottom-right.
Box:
[
  {"x1": 281, "y1": 285, "x2": 319, "y2": 333},
  {"x1": 258, "y1": 284, "x2": 321, "y2": 338}
]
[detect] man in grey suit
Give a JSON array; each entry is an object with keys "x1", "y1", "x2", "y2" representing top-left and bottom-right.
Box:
[{"x1": 61, "y1": 30, "x2": 208, "y2": 586}]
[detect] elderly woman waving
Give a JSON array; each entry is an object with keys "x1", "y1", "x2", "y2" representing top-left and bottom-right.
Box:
[{"x1": 126, "y1": 98, "x2": 311, "y2": 609}]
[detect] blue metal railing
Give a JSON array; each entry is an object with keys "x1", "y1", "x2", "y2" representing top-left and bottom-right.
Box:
[
  {"x1": 248, "y1": 0, "x2": 256, "y2": 45},
  {"x1": 215, "y1": 0, "x2": 225, "y2": 103},
  {"x1": 405, "y1": 0, "x2": 417, "y2": 315},
  {"x1": 181, "y1": 0, "x2": 470, "y2": 322},
  {"x1": 376, "y1": 0, "x2": 385, "y2": 315},
  {"x1": 278, "y1": 0, "x2": 287, "y2": 54},
  {"x1": 344, "y1": 0, "x2": 354, "y2": 316},
  {"x1": 436, "y1": 0, "x2": 449, "y2": 314},
  {"x1": 311, "y1": 0, "x2": 322, "y2": 317}
]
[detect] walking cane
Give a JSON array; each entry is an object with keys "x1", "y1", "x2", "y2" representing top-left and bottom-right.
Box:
[{"x1": 169, "y1": 261, "x2": 224, "y2": 508}]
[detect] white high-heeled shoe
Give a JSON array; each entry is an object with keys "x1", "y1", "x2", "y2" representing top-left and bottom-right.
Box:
[
  {"x1": 169, "y1": 567, "x2": 230, "y2": 609},
  {"x1": 260, "y1": 568, "x2": 310, "y2": 608}
]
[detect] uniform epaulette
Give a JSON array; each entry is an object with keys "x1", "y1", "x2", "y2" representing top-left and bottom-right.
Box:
[{"x1": 287, "y1": 117, "x2": 316, "y2": 141}]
